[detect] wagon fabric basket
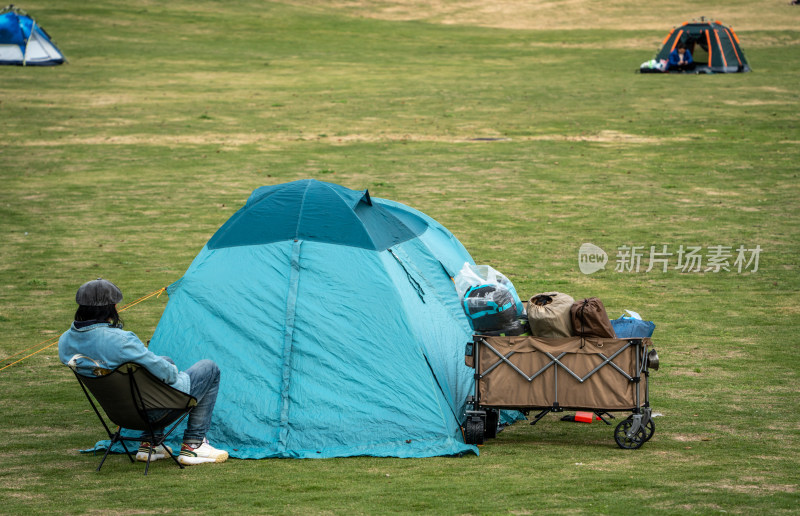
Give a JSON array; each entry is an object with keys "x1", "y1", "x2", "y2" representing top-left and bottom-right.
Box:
[
  {"x1": 464, "y1": 334, "x2": 657, "y2": 449},
  {"x1": 474, "y1": 335, "x2": 646, "y2": 409}
]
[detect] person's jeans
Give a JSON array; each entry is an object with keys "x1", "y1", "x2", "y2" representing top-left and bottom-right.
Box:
[
  {"x1": 150, "y1": 358, "x2": 220, "y2": 446},
  {"x1": 182, "y1": 359, "x2": 221, "y2": 445}
]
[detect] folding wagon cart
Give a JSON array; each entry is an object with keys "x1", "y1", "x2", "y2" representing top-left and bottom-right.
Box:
[{"x1": 464, "y1": 335, "x2": 659, "y2": 449}]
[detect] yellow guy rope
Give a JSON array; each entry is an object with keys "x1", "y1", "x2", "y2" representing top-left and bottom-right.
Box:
[{"x1": 0, "y1": 286, "x2": 167, "y2": 373}]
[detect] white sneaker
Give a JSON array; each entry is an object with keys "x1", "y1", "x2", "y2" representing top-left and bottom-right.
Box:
[
  {"x1": 178, "y1": 438, "x2": 228, "y2": 465},
  {"x1": 136, "y1": 443, "x2": 173, "y2": 462}
]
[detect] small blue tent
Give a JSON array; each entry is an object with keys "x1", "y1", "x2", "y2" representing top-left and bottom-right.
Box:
[
  {"x1": 149, "y1": 179, "x2": 480, "y2": 458},
  {"x1": 0, "y1": 5, "x2": 65, "y2": 66}
]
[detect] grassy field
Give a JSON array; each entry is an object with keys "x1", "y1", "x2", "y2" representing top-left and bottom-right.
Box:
[{"x1": 1, "y1": 0, "x2": 799, "y2": 513}]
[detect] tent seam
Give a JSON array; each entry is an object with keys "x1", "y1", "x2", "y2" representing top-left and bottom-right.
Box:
[
  {"x1": 293, "y1": 181, "x2": 312, "y2": 241},
  {"x1": 278, "y1": 239, "x2": 303, "y2": 450}
]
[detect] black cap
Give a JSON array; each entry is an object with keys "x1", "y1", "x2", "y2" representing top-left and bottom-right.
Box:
[{"x1": 75, "y1": 278, "x2": 123, "y2": 306}]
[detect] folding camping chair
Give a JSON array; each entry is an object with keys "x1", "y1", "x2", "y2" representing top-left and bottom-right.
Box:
[{"x1": 69, "y1": 361, "x2": 197, "y2": 475}]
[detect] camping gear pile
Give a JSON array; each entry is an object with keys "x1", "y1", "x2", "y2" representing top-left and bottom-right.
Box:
[
  {"x1": 0, "y1": 5, "x2": 66, "y2": 66},
  {"x1": 458, "y1": 273, "x2": 659, "y2": 449},
  {"x1": 455, "y1": 265, "x2": 655, "y2": 342},
  {"x1": 640, "y1": 18, "x2": 749, "y2": 74}
]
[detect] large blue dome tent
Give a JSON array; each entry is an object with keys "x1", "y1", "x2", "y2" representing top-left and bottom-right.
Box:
[
  {"x1": 0, "y1": 5, "x2": 65, "y2": 66},
  {"x1": 148, "y1": 179, "x2": 481, "y2": 458}
]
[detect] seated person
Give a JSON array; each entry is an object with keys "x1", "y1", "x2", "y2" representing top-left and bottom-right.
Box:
[
  {"x1": 59, "y1": 278, "x2": 228, "y2": 466},
  {"x1": 668, "y1": 43, "x2": 694, "y2": 71}
]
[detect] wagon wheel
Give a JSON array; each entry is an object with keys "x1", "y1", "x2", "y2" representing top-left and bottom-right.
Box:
[
  {"x1": 614, "y1": 418, "x2": 646, "y2": 449},
  {"x1": 624, "y1": 415, "x2": 655, "y2": 442},
  {"x1": 642, "y1": 418, "x2": 655, "y2": 442},
  {"x1": 484, "y1": 409, "x2": 499, "y2": 439},
  {"x1": 628, "y1": 415, "x2": 656, "y2": 442},
  {"x1": 464, "y1": 417, "x2": 485, "y2": 445}
]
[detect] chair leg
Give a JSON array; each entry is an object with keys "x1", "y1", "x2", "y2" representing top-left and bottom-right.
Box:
[
  {"x1": 149, "y1": 434, "x2": 185, "y2": 470},
  {"x1": 145, "y1": 410, "x2": 193, "y2": 471},
  {"x1": 96, "y1": 445, "x2": 114, "y2": 472},
  {"x1": 144, "y1": 447, "x2": 153, "y2": 476},
  {"x1": 97, "y1": 433, "x2": 123, "y2": 471},
  {"x1": 117, "y1": 436, "x2": 136, "y2": 463},
  {"x1": 167, "y1": 449, "x2": 185, "y2": 469}
]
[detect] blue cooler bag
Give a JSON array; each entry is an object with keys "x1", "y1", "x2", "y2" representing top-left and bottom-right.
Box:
[{"x1": 610, "y1": 310, "x2": 655, "y2": 338}]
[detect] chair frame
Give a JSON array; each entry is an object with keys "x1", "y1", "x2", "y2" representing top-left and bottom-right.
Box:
[{"x1": 72, "y1": 362, "x2": 197, "y2": 475}]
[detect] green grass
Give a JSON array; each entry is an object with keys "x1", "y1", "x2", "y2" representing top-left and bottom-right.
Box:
[{"x1": 1, "y1": 1, "x2": 799, "y2": 513}]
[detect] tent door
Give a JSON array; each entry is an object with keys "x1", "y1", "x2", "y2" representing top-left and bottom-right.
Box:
[
  {"x1": 23, "y1": 24, "x2": 62, "y2": 64},
  {"x1": 689, "y1": 34, "x2": 710, "y2": 68}
]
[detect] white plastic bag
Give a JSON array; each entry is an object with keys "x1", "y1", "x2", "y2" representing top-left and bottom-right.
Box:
[{"x1": 454, "y1": 263, "x2": 524, "y2": 316}]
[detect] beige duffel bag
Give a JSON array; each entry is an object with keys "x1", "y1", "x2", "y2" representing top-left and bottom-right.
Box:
[{"x1": 527, "y1": 292, "x2": 575, "y2": 338}]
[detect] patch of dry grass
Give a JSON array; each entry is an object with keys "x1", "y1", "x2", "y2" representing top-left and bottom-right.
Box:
[
  {"x1": 281, "y1": 0, "x2": 800, "y2": 31},
  {"x1": 15, "y1": 130, "x2": 693, "y2": 148}
]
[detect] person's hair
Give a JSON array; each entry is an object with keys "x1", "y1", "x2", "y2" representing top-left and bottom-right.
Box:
[
  {"x1": 677, "y1": 43, "x2": 686, "y2": 50},
  {"x1": 74, "y1": 304, "x2": 123, "y2": 328}
]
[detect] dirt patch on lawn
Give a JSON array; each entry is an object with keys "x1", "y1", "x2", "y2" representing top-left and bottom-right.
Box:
[
  {"x1": 699, "y1": 481, "x2": 797, "y2": 494},
  {"x1": 281, "y1": 0, "x2": 800, "y2": 31},
  {"x1": 17, "y1": 130, "x2": 680, "y2": 147}
]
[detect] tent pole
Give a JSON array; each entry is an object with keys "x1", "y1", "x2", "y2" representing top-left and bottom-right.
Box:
[{"x1": 22, "y1": 21, "x2": 34, "y2": 66}]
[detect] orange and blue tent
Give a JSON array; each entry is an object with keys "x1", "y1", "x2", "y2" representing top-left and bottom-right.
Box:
[{"x1": 655, "y1": 19, "x2": 749, "y2": 73}]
